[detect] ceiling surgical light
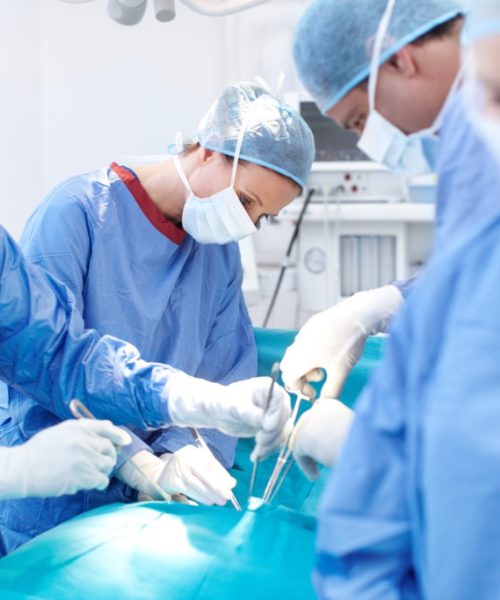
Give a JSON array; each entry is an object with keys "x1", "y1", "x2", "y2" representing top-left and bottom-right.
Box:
[
  {"x1": 180, "y1": 0, "x2": 267, "y2": 17},
  {"x1": 154, "y1": 0, "x2": 176, "y2": 22},
  {"x1": 58, "y1": 0, "x2": 269, "y2": 23},
  {"x1": 107, "y1": 0, "x2": 147, "y2": 25}
]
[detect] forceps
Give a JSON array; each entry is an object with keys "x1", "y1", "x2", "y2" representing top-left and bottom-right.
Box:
[
  {"x1": 247, "y1": 362, "x2": 281, "y2": 503},
  {"x1": 262, "y1": 381, "x2": 316, "y2": 504}
]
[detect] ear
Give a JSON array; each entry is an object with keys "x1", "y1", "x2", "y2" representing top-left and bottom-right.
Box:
[
  {"x1": 387, "y1": 46, "x2": 418, "y2": 78},
  {"x1": 197, "y1": 146, "x2": 217, "y2": 165}
]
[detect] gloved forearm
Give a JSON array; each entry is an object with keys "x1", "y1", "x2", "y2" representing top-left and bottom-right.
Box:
[
  {"x1": 165, "y1": 372, "x2": 291, "y2": 460},
  {"x1": 351, "y1": 285, "x2": 404, "y2": 335},
  {"x1": 281, "y1": 285, "x2": 404, "y2": 398},
  {"x1": 0, "y1": 226, "x2": 172, "y2": 429}
]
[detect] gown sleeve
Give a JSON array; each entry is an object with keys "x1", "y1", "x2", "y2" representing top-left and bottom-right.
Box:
[
  {"x1": 17, "y1": 194, "x2": 153, "y2": 464},
  {"x1": 0, "y1": 224, "x2": 171, "y2": 430}
]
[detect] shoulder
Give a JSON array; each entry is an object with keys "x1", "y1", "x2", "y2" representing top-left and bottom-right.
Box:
[
  {"x1": 19, "y1": 170, "x2": 108, "y2": 256},
  {"x1": 43, "y1": 168, "x2": 111, "y2": 215},
  {"x1": 21, "y1": 169, "x2": 111, "y2": 243}
]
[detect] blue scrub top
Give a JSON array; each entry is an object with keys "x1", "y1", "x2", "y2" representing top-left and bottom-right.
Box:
[
  {"x1": 0, "y1": 163, "x2": 257, "y2": 555},
  {"x1": 314, "y1": 90, "x2": 500, "y2": 600}
]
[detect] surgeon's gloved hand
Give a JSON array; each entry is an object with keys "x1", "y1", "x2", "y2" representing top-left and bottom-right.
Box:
[
  {"x1": 166, "y1": 374, "x2": 292, "y2": 460},
  {"x1": 281, "y1": 285, "x2": 403, "y2": 399},
  {"x1": 117, "y1": 446, "x2": 236, "y2": 506},
  {"x1": 289, "y1": 399, "x2": 354, "y2": 481},
  {"x1": 0, "y1": 420, "x2": 131, "y2": 500}
]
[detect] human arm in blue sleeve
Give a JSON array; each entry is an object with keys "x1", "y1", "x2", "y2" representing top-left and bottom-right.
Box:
[
  {"x1": 418, "y1": 305, "x2": 500, "y2": 597},
  {"x1": 151, "y1": 251, "x2": 258, "y2": 468},
  {"x1": 314, "y1": 312, "x2": 417, "y2": 600},
  {"x1": 18, "y1": 191, "x2": 150, "y2": 466},
  {"x1": 0, "y1": 224, "x2": 171, "y2": 429}
]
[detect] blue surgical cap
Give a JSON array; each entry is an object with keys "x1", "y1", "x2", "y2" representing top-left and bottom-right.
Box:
[
  {"x1": 197, "y1": 81, "x2": 315, "y2": 189},
  {"x1": 293, "y1": 0, "x2": 465, "y2": 114},
  {"x1": 467, "y1": 0, "x2": 500, "y2": 39}
]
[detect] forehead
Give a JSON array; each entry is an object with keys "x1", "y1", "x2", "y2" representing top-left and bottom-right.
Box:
[{"x1": 237, "y1": 162, "x2": 300, "y2": 205}]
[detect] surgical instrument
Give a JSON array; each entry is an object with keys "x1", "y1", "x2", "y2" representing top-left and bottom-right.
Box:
[
  {"x1": 247, "y1": 361, "x2": 281, "y2": 502},
  {"x1": 69, "y1": 399, "x2": 172, "y2": 503},
  {"x1": 188, "y1": 427, "x2": 242, "y2": 512},
  {"x1": 262, "y1": 383, "x2": 315, "y2": 503}
]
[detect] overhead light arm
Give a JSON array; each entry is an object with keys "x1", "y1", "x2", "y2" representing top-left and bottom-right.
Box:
[
  {"x1": 179, "y1": 0, "x2": 268, "y2": 16},
  {"x1": 58, "y1": 0, "x2": 269, "y2": 22}
]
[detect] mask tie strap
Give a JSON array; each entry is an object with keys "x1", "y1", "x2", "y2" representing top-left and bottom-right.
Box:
[
  {"x1": 173, "y1": 131, "x2": 193, "y2": 193},
  {"x1": 368, "y1": 0, "x2": 397, "y2": 111},
  {"x1": 230, "y1": 98, "x2": 259, "y2": 188}
]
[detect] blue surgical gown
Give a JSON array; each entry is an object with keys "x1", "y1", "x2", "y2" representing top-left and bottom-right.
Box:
[
  {"x1": 0, "y1": 164, "x2": 256, "y2": 554},
  {"x1": 315, "y1": 90, "x2": 500, "y2": 600},
  {"x1": 0, "y1": 224, "x2": 171, "y2": 428}
]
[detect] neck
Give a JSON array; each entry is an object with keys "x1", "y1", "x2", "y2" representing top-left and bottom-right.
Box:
[{"x1": 133, "y1": 158, "x2": 187, "y2": 225}]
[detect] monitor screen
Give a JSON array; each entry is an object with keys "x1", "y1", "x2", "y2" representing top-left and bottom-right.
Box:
[{"x1": 300, "y1": 101, "x2": 370, "y2": 162}]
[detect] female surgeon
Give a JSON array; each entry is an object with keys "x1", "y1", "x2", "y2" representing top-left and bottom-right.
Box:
[
  {"x1": 0, "y1": 80, "x2": 315, "y2": 553},
  {"x1": 0, "y1": 222, "x2": 293, "y2": 554}
]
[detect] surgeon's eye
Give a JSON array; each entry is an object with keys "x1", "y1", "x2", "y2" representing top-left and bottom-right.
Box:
[
  {"x1": 238, "y1": 193, "x2": 251, "y2": 208},
  {"x1": 352, "y1": 115, "x2": 366, "y2": 134}
]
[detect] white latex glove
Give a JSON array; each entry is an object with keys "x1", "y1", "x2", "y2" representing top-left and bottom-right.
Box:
[
  {"x1": 281, "y1": 285, "x2": 403, "y2": 398},
  {"x1": 166, "y1": 374, "x2": 291, "y2": 461},
  {"x1": 117, "y1": 446, "x2": 236, "y2": 506},
  {"x1": 289, "y1": 399, "x2": 354, "y2": 481},
  {"x1": 0, "y1": 420, "x2": 132, "y2": 500}
]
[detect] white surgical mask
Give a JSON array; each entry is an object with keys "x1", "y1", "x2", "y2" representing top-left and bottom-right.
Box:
[
  {"x1": 358, "y1": 0, "x2": 458, "y2": 176},
  {"x1": 174, "y1": 109, "x2": 257, "y2": 245}
]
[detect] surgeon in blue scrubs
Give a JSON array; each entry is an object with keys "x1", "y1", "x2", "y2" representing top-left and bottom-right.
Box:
[
  {"x1": 283, "y1": 0, "x2": 465, "y2": 475},
  {"x1": 0, "y1": 80, "x2": 315, "y2": 553},
  {"x1": 0, "y1": 224, "x2": 291, "y2": 535},
  {"x1": 281, "y1": 0, "x2": 465, "y2": 411},
  {"x1": 290, "y1": 0, "x2": 500, "y2": 598}
]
